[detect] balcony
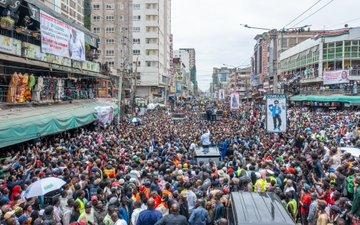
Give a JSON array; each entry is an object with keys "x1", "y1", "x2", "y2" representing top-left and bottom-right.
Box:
[{"x1": 300, "y1": 89, "x2": 353, "y2": 96}]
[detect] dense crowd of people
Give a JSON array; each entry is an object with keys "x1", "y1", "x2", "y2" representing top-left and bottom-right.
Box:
[{"x1": 0, "y1": 99, "x2": 359, "y2": 225}]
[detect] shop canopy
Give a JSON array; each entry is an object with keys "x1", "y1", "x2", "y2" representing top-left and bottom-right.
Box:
[
  {"x1": 0, "y1": 101, "x2": 119, "y2": 149},
  {"x1": 290, "y1": 95, "x2": 360, "y2": 105}
]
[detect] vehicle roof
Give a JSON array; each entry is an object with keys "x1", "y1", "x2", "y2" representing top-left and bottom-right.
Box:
[{"x1": 231, "y1": 192, "x2": 295, "y2": 225}]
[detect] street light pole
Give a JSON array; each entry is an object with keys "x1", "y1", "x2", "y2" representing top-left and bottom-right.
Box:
[{"x1": 117, "y1": 69, "x2": 123, "y2": 125}]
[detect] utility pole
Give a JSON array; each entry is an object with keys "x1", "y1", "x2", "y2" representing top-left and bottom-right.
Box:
[
  {"x1": 132, "y1": 57, "x2": 139, "y2": 109},
  {"x1": 117, "y1": 69, "x2": 123, "y2": 125}
]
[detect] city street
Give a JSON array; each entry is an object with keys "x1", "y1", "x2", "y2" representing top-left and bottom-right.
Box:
[{"x1": 0, "y1": 0, "x2": 360, "y2": 225}]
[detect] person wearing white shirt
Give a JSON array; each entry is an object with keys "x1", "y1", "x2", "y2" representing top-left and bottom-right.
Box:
[
  {"x1": 200, "y1": 130, "x2": 211, "y2": 154},
  {"x1": 131, "y1": 201, "x2": 144, "y2": 225}
]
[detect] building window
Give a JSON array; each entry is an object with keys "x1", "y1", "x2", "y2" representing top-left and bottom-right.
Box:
[
  {"x1": 133, "y1": 39, "x2": 140, "y2": 44},
  {"x1": 106, "y1": 4, "x2": 114, "y2": 10},
  {"x1": 106, "y1": 39, "x2": 115, "y2": 44},
  {"x1": 105, "y1": 27, "x2": 115, "y2": 33},
  {"x1": 133, "y1": 15, "x2": 141, "y2": 21},
  {"x1": 106, "y1": 15, "x2": 114, "y2": 21},
  {"x1": 133, "y1": 4, "x2": 140, "y2": 10},
  {"x1": 93, "y1": 27, "x2": 100, "y2": 33},
  {"x1": 133, "y1": 50, "x2": 140, "y2": 55},
  {"x1": 106, "y1": 50, "x2": 115, "y2": 56},
  {"x1": 133, "y1": 61, "x2": 141, "y2": 67},
  {"x1": 133, "y1": 27, "x2": 140, "y2": 32},
  {"x1": 93, "y1": 4, "x2": 100, "y2": 10},
  {"x1": 146, "y1": 61, "x2": 158, "y2": 67},
  {"x1": 107, "y1": 61, "x2": 115, "y2": 67},
  {"x1": 93, "y1": 16, "x2": 100, "y2": 22}
]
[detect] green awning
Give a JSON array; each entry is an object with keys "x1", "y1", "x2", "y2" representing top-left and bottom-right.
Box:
[
  {"x1": 290, "y1": 95, "x2": 360, "y2": 105},
  {"x1": 0, "y1": 101, "x2": 119, "y2": 148}
]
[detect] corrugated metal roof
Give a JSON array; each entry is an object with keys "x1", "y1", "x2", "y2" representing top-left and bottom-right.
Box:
[{"x1": 231, "y1": 192, "x2": 295, "y2": 225}]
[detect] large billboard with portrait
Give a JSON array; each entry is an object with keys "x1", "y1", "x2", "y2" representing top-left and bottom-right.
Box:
[
  {"x1": 40, "y1": 10, "x2": 85, "y2": 61},
  {"x1": 230, "y1": 92, "x2": 240, "y2": 110},
  {"x1": 266, "y1": 94, "x2": 287, "y2": 133},
  {"x1": 323, "y1": 70, "x2": 350, "y2": 85}
]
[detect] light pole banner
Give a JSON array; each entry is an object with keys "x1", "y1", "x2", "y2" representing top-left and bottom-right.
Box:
[
  {"x1": 230, "y1": 93, "x2": 240, "y2": 110},
  {"x1": 323, "y1": 70, "x2": 350, "y2": 85},
  {"x1": 266, "y1": 94, "x2": 287, "y2": 133},
  {"x1": 40, "y1": 10, "x2": 85, "y2": 61}
]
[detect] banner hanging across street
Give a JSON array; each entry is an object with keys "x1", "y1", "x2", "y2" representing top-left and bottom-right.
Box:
[
  {"x1": 323, "y1": 70, "x2": 350, "y2": 85},
  {"x1": 230, "y1": 92, "x2": 240, "y2": 110},
  {"x1": 40, "y1": 10, "x2": 85, "y2": 61},
  {"x1": 266, "y1": 94, "x2": 287, "y2": 133}
]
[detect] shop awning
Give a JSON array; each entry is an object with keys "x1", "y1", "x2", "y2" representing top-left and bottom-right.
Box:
[
  {"x1": 0, "y1": 100, "x2": 119, "y2": 148},
  {"x1": 290, "y1": 95, "x2": 360, "y2": 105}
]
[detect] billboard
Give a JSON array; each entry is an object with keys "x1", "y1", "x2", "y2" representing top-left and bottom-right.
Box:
[
  {"x1": 323, "y1": 70, "x2": 350, "y2": 85},
  {"x1": 218, "y1": 89, "x2": 225, "y2": 100},
  {"x1": 266, "y1": 94, "x2": 287, "y2": 133},
  {"x1": 40, "y1": 10, "x2": 85, "y2": 61},
  {"x1": 230, "y1": 93, "x2": 240, "y2": 110}
]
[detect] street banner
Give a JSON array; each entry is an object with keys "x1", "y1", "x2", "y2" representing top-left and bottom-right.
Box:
[
  {"x1": 266, "y1": 94, "x2": 287, "y2": 133},
  {"x1": 95, "y1": 106, "x2": 115, "y2": 128},
  {"x1": 230, "y1": 93, "x2": 240, "y2": 110},
  {"x1": 40, "y1": 10, "x2": 85, "y2": 61},
  {"x1": 218, "y1": 89, "x2": 225, "y2": 100},
  {"x1": 323, "y1": 70, "x2": 350, "y2": 85}
]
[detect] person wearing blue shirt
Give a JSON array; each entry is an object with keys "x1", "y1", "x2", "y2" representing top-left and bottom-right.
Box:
[
  {"x1": 189, "y1": 199, "x2": 211, "y2": 225},
  {"x1": 137, "y1": 198, "x2": 162, "y2": 225},
  {"x1": 269, "y1": 100, "x2": 282, "y2": 131}
]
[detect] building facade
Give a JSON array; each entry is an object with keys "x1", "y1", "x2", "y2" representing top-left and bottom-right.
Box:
[
  {"x1": 40, "y1": 0, "x2": 84, "y2": 25},
  {"x1": 251, "y1": 29, "x2": 323, "y2": 94},
  {"x1": 179, "y1": 48, "x2": 197, "y2": 94},
  {"x1": 279, "y1": 27, "x2": 360, "y2": 96},
  {"x1": 211, "y1": 67, "x2": 237, "y2": 95},
  {"x1": 132, "y1": 0, "x2": 171, "y2": 103},
  {"x1": 228, "y1": 67, "x2": 252, "y2": 99}
]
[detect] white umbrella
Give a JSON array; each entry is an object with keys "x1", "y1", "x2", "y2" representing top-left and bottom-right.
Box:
[
  {"x1": 131, "y1": 117, "x2": 141, "y2": 123},
  {"x1": 23, "y1": 177, "x2": 66, "y2": 199}
]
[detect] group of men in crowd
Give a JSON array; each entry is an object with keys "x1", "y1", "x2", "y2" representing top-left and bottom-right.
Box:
[{"x1": 0, "y1": 99, "x2": 359, "y2": 225}]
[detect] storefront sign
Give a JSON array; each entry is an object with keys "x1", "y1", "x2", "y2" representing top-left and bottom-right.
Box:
[
  {"x1": 23, "y1": 42, "x2": 71, "y2": 67},
  {"x1": 323, "y1": 70, "x2": 350, "y2": 85},
  {"x1": 82, "y1": 60, "x2": 100, "y2": 73},
  {"x1": 40, "y1": 10, "x2": 85, "y2": 61},
  {"x1": 0, "y1": 34, "x2": 21, "y2": 55}
]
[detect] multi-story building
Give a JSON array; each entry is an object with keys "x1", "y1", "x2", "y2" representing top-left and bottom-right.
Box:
[
  {"x1": 132, "y1": 0, "x2": 172, "y2": 103},
  {"x1": 279, "y1": 27, "x2": 360, "y2": 99},
  {"x1": 40, "y1": 0, "x2": 84, "y2": 25},
  {"x1": 90, "y1": 0, "x2": 133, "y2": 101},
  {"x1": 211, "y1": 67, "x2": 237, "y2": 95},
  {"x1": 252, "y1": 29, "x2": 322, "y2": 94},
  {"x1": 179, "y1": 48, "x2": 197, "y2": 93},
  {"x1": 228, "y1": 67, "x2": 252, "y2": 99}
]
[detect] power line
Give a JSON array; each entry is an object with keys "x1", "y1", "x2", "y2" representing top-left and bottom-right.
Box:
[
  {"x1": 291, "y1": 0, "x2": 336, "y2": 28},
  {"x1": 283, "y1": 0, "x2": 322, "y2": 29},
  {"x1": 329, "y1": 17, "x2": 360, "y2": 29}
]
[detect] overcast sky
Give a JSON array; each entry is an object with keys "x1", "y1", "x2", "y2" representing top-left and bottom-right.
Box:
[{"x1": 172, "y1": 0, "x2": 360, "y2": 91}]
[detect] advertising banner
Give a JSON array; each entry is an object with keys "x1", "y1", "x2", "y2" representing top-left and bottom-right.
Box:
[
  {"x1": 95, "y1": 106, "x2": 115, "y2": 128},
  {"x1": 0, "y1": 35, "x2": 21, "y2": 56},
  {"x1": 230, "y1": 92, "x2": 240, "y2": 110},
  {"x1": 218, "y1": 89, "x2": 225, "y2": 100},
  {"x1": 23, "y1": 42, "x2": 71, "y2": 67},
  {"x1": 40, "y1": 10, "x2": 85, "y2": 61},
  {"x1": 323, "y1": 70, "x2": 350, "y2": 85},
  {"x1": 266, "y1": 94, "x2": 287, "y2": 133}
]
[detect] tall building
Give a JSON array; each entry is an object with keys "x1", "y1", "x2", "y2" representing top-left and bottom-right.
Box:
[
  {"x1": 40, "y1": 0, "x2": 85, "y2": 25},
  {"x1": 179, "y1": 48, "x2": 197, "y2": 93},
  {"x1": 132, "y1": 0, "x2": 172, "y2": 102},
  {"x1": 90, "y1": 0, "x2": 133, "y2": 72}
]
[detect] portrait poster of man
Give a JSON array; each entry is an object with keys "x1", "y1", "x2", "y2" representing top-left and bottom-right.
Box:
[
  {"x1": 218, "y1": 89, "x2": 225, "y2": 100},
  {"x1": 230, "y1": 92, "x2": 240, "y2": 110},
  {"x1": 266, "y1": 94, "x2": 287, "y2": 133}
]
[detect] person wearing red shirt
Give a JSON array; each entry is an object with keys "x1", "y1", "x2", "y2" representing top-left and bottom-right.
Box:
[{"x1": 300, "y1": 186, "x2": 312, "y2": 225}]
